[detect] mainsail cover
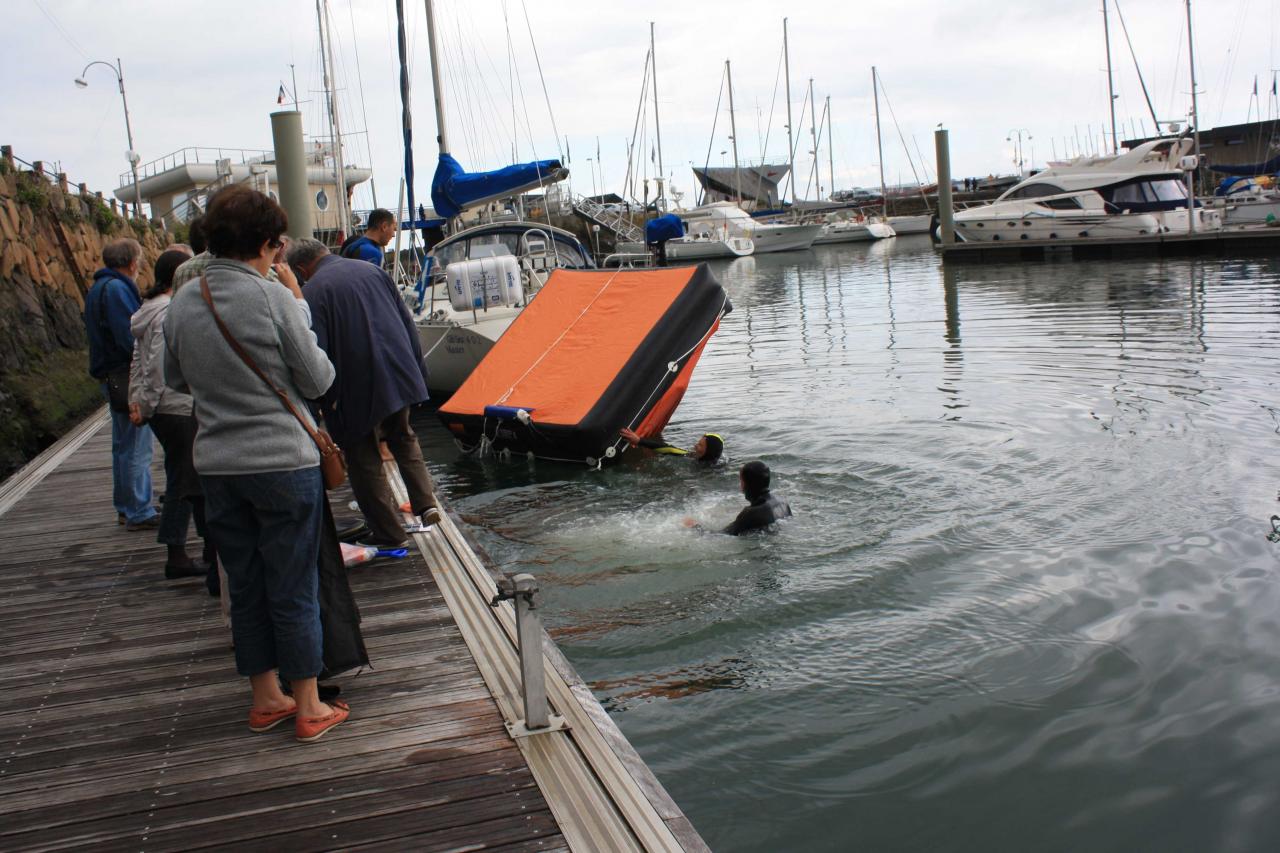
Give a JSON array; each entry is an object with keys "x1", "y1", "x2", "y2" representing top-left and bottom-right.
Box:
[
  {"x1": 430, "y1": 153, "x2": 566, "y2": 219},
  {"x1": 1208, "y1": 153, "x2": 1280, "y2": 176}
]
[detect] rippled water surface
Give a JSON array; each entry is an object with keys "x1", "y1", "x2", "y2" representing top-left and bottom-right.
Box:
[{"x1": 415, "y1": 237, "x2": 1280, "y2": 852}]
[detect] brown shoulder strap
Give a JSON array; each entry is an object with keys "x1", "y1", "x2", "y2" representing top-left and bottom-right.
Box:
[{"x1": 199, "y1": 274, "x2": 327, "y2": 450}]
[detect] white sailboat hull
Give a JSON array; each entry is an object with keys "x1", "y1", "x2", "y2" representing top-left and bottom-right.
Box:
[
  {"x1": 748, "y1": 222, "x2": 822, "y2": 252},
  {"x1": 666, "y1": 235, "x2": 754, "y2": 259},
  {"x1": 813, "y1": 221, "x2": 897, "y2": 244},
  {"x1": 417, "y1": 311, "x2": 515, "y2": 399},
  {"x1": 886, "y1": 214, "x2": 932, "y2": 235}
]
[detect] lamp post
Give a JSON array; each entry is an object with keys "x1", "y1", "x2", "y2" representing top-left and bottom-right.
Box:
[
  {"x1": 76, "y1": 58, "x2": 143, "y2": 219},
  {"x1": 1006, "y1": 128, "x2": 1032, "y2": 176}
]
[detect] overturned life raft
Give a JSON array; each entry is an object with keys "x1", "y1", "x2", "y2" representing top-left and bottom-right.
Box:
[{"x1": 437, "y1": 264, "x2": 731, "y2": 465}]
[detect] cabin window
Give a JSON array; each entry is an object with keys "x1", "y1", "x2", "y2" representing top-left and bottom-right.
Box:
[
  {"x1": 1041, "y1": 197, "x2": 1083, "y2": 210},
  {"x1": 1006, "y1": 183, "x2": 1066, "y2": 200},
  {"x1": 435, "y1": 239, "x2": 469, "y2": 267},
  {"x1": 315, "y1": 189, "x2": 329, "y2": 211}
]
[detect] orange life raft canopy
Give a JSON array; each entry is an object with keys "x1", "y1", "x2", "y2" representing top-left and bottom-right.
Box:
[{"x1": 437, "y1": 264, "x2": 731, "y2": 465}]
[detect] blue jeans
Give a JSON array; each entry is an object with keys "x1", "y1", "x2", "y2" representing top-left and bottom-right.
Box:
[
  {"x1": 106, "y1": 398, "x2": 155, "y2": 524},
  {"x1": 202, "y1": 467, "x2": 325, "y2": 680}
]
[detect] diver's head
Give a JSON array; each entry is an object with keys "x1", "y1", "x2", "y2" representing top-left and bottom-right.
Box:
[
  {"x1": 740, "y1": 460, "x2": 770, "y2": 497},
  {"x1": 694, "y1": 433, "x2": 724, "y2": 463}
]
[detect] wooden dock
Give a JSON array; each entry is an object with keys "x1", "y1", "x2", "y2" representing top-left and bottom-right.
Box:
[
  {"x1": 0, "y1": 410, "x2": 705, "y2": 852},
  {"x1": 937, "y1": 223, "x2": 1280, "y2": 262}
]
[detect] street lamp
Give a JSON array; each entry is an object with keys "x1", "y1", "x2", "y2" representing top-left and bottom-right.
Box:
[
  {"x1": 1006, "y1": 128, "x2": 1032, "y2": 176},
  {"x1": 75, "y1": 58, "x2": 143, "y2": 219}
]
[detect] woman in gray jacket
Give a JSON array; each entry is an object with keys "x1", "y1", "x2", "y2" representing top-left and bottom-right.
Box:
[
  {"x1": 129, "y1": 247, "x2": 216, "y2": 581},
  {"x1": 165, "y1": 185, "x2": 347, "y2": 743}
]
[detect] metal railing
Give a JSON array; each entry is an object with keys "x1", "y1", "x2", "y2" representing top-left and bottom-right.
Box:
[
  {"x1": 574, "y1": 194, "x2": 646, "y2": 243},
  {"x1": 120, "y1": 147, "x2": 274, "y2": 186}
]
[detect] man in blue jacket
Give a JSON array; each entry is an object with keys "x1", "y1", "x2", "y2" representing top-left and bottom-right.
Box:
[
  {"x1": 288, "y1": 238, "x2": 438, "y2": 547},
  {"x1": 83, "y1": 237, "x2": 157, "y2": 529},
  {"x1": 340, "y1": 208, "x2": 396, "y2": 267}
]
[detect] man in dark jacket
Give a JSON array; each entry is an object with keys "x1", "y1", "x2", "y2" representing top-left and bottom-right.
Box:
[
  {"x1": 288, "y1": 238, "x2": 438, "y2": 546},
  {"x1": 83, "y1": 237, "x2": 157, "y2": 529}
]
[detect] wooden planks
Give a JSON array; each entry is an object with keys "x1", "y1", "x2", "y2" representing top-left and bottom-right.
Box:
[{"x1": 0, "y1": 421, "x2": 568, "y2": 852}]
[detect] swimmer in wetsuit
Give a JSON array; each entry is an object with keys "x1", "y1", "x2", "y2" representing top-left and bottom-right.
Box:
[
  {"x1": 619, "y1": 427, "x2": 724, "y2": 464},
  {"x1": 683, "y1": 460, "x2": 793, "y2": 535},
  {"x1": 721, "y1": 461, "x2": 792, "y2": 535}
]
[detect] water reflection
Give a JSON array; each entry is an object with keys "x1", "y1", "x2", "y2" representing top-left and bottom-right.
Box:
[{"x1": 413, "y1": 238, "x2": 1280, "y2": 853}]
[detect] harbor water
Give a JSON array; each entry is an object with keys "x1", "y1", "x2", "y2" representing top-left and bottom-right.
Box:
[{"x1": 414, "y1": 237, "x2": 1280, "y2": 852}]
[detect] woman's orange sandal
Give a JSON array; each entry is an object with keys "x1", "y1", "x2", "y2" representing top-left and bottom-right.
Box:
[
  {"x1": 295, "y1": 700, "x2": 350, "y2": 743},
  {"x1": 248, "y1": 702, "x2": 297, "y2": 733}
]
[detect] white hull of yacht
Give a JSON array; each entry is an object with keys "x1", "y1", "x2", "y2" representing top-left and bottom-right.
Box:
[
  {"x1": 886, "y1": 214, "x2": 932, "y2": 235},
  {"x1": 748, "y1": 222, "x2": 822, "y2": 252},
  {"x1": 814, "y1": 221, "x2": 897, "y2": 244},
  {"x1": 1218, "y1": 197, "x2": 1280, "y2": 226},
  {"x1": 954, "y1": 206, "x2": 1221, "y2": 242},
  {"x1": 666, "y1": 235, "x2": 754, "y2": 259},
  {"x1": 417, "y1": 309, "x2": 516, "y2": 399}
]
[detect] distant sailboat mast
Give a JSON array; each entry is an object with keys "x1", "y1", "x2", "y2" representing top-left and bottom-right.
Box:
[
  {"x1": 316, "y1": 0, "x2": 350, "y2": 239},
  {"x1": 826, "y1": 95, "x2": 835, "y2": 199},
  {"x1": 872, "y1": 66, "x2": 888, "y2": 220},
  {"x1": 783, "y1": 17, "x2": 797, "y2": 206},
  {"x1": 726, "y1": 59, "x2": 742, "y2": 204},
  {"x1": 650, "y1": 22, "x2": 665, "y2": 212},
  {"x1": 1102, "y1": 0, "x2": 1119, "y2": 153}
]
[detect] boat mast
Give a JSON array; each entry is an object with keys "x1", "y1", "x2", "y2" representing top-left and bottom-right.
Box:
[
  {"x1": 726, "y1": 59, "x2": 742, "y2": 204},
  {"x1": 1103, "y1": 0, "x2": 1118, "y2": 153},
  {"x1": 1185, "y1": 0, "x2": 1201, "y2": 233},
  {"x1": 650, "y1": 22, "x2": 665, "y2": 211},
  {"x1": 423, "y1": 0, "x2": 450, "y2": 156},
  {"x1": 872, "y1": 66, "x2": 888, "y2": 220},
  {"x1": 808, "y1": 78, "x2": 819, "y2": 200},
  {"x1": 783, "y1": 17, "x2": 797, "y2": 206},
  {"x1": 317, "y1": 0, "x2": 350, "y2": 239},
  {"x1": 826, "y1": 95, "x2": 835, "y2": 199}
]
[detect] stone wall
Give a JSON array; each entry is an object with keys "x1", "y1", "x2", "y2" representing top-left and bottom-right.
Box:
[{"x1": 0, "y1": 151, "x2": 171, "y2": 477}]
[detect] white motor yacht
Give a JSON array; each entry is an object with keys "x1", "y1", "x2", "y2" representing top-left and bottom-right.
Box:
[
  {"x1": 410, "y1": 221, "x2": 595, "y2": 398},
  {"x1": 680, "y1": 201, "x2": 821, "y2": 253},
  {"x1": 953, "y1": 138, "x2": 1221, "y2": 242}
]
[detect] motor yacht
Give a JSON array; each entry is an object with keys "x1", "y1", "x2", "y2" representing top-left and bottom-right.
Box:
[
  {"x1": 953, "y1": 138, "x2": 1221, "y2": 242},
  {"x1": 680, "y1": 201, "x2": 820, "y2": 253}
]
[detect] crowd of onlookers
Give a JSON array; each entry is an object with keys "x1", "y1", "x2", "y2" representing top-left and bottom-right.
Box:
[{"x1": 83, "y1": 187, "x2": 432, "y2": 743}]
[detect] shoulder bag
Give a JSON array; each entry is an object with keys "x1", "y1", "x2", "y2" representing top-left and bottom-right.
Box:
[{"x1": 199, "y1": 275, "x2": 347, "y2": 490}]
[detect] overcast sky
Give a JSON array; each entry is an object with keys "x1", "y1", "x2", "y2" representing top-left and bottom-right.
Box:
[{"x1": 5, "y1": 0, "x2": 1278, "y2": 212}]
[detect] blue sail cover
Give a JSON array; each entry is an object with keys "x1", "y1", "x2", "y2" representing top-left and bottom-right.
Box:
[
  {"x1": 644, "y1": 214, "x2": 685, "y2": 245},
  {"x1": 1208, "y1": 153, "x2": 1280, "y2": 176},
  {"x1": 430, "y1": 153, "x2": 564, "y2": 219}
]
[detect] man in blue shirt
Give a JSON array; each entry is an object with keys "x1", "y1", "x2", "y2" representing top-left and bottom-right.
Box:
[
  {"x1": 340, "y1": 208, "x2": 396, "y2": 267},
  {"x1": 83, "y1": 237, "x2": 157, "y2": 529}
]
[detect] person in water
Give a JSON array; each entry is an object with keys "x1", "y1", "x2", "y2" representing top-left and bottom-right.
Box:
[
  {"x1": 619, "y1": 427, "x2": 724, "y2": 464},
  {"x1": 686, "y1": 460, "x2": 793, "y2": 535}
]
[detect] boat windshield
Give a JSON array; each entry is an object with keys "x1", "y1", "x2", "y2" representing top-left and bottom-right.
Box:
[
  {"x1": 432, "y1": 229, "x2": 593, "y2": 270},
  {"x1": 1105, "y1": 178, "x2": 1189, "y2": 210}
]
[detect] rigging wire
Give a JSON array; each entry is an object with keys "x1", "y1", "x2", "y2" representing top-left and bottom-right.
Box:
[
  {"x1": 624, "y1": 49, "x2": 652, "y2": 205},
  {"x1": 520, "y1": 0, "x2": 564, "y2": 163},
  {"x1": 31, "y1": 0, "x2": 87, "y2": 59},
  {"x1": 345, "y1": 0, "x2": 378, "y2": 207},
  {"x1": 1113, "y1": 0, "x2": 1161, "y2": 131},
  {"x1": 698, "y1": 63, "x2": 727, "y2": 207},
  {"x1": 875, "y1": 74, "x2": 926, "y2": 198}
]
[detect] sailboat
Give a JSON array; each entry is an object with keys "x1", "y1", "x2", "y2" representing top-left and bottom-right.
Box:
[
  {"x1": 404, "y1": 0, "x2": 595, "y2": 398},
  {"x1": 870, "y1": 66, "x2": 931, "y2": 235}
]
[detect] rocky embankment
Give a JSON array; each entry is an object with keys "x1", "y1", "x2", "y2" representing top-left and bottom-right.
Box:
[{"x1": 0, "y1": 157, "x2": 171, "y2": 477}]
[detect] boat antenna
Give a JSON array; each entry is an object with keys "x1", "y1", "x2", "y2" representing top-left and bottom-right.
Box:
[
  {"x1": 1113, "y1": 0, "x2": 1161, "y2": 132},
  {"x1": 783, "y1": 17, "x2": 797, "y2": 206},
  {"x1": 1103, "y1": 0, "x2": 1119, "y2": 152}
]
